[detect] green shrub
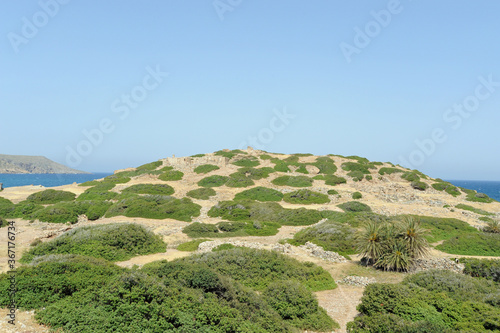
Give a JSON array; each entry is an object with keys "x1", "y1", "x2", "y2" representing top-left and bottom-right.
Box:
[
  {"x1": 30, "y1": 201, "x2": 111, "y2": 223},
  {"x1": 365, "y1": 175, "x2": 373, "y2": 181},
  {"x1": 214, "y1": 149, "x2": 246, "y2": 159},
  {"x1": 338, "y1": 201, "x2": 371, "y2": 212},
  {"x1": 415, "y1": 215, "x2": 478, "y2": 243},
  {"x1": 349, "y1": 273, "x2": 500, "y2": 333},
  {"x1": 106, "y1": 195, "x2": 200, "y2": 221},
  {"x1": 21, "y1": 224, "x2": 166, "y2": 263},
  {"x1": 177, "y1": 239, "x2": 211, "y2": 251},
  {"x1": 176, "y1": 247, "x2": 337, "y2": 291},
  {"x1": 283, "y1": 189, "x2": 330, "y2": 204},
  {"x1": 0, "y1": 217, "x2": 8, "y2": 228},
  {"x1": 411, "y1": 181, "x2": 428, "y2": 191},
  {"x1": 312, "y1": 175, "x2": 325, "y2": 180},
  {"x1": 312, "y1": 156, "x2": 337, "y2": 174},
  {"x1": 455, "y1": 204, "x2": 494, "y2": 216},
  {"x1": 352, "y1": 192, "x2": 362, "y2": 199},
  {"x1": 271, "y1": 159, "x2": 291, "y2": 172},
  {"x1": 158, "y1": 169, "x2": 183, "y2": 181},
  {"x1": 208, "y1": 200, "x2": 323, "y2": 226},
  {"x1": 401, "y1": 171, "x2": 420, "y2": 182},
  {"x1": 121, "y1": 184, "x2": 174, "y2": 196},
  {"x1": 232, "y1": 156, "x2": 260, "y2": 167},
  {"x1": 466, "y1": 192, "x2": 496, "y2": 203},
  {"x1": 436, "y1": 233, "x2": 500, "y2": 256},
  {"x1": 327, "y1": 189, "x2": 339, "y2": 195},
  {"x1": 26, "y1": 189, "x2": 76, "y2": 204},
  {"x1": 225, "y1": 175, "x2": 255, "y2": 188},
  {"x1": 101, "y1": 174, "x2": 131, "y2": 184},
  {"x1": 234, "y1": 186, "x2": 283, "y2": 202},
  {"x1": 77, "y1": 183, "x2": 118, "y2": 201},
  {"x1": 212, "y1": 243, "x2": 236, "y2": 251},
  {"x1": 348, "y1": 170, "x2": 365, "y2": 181},
  {"x1": 259, "y1": 154, "x2": 272, "y2": 160},
  {"x1": 341, "y1": 162, "x2": 370, "y2": 174},
  {"x1": 272, "y1": 175, "x2": 313, "y2": 187},
  {"x1": 231, "y1": 167, "x2": 272, "y2": 180},
  {"x1": 186, "y1": 187, "x2": 216, "y2": 200},
  {"x1": 263, "y1": 280, "x2": 338, "y2": 331},
  {"x1": 290, "y1": 219, "x2": 356, "y2": 257},
  {"x1": 0, "y1": 255, "x2": 123, "y2": 310},
  {"x1": 324, "y1": 174, "x2": 347, "y2": 185},
  {"x1": 0, "y1": 199, "x2": 43, "y2": 219},
  {"x1": 191, "y1": 153, "x2": 205, "y2": 157},
  {"x1": 183, "y1": 221, "x2": 280, "y2": 238},
  {"x1": 459, "y1": 258, "x2": 500, "y2": 282},
  {"x1": 378, "y1": 167, "x2": 404, "y2": 175},
  {"x1": 193, "y1": 164, "x2": 220, "y2": 174},
  {"x1": 136, "y1": 161, "x2": 162, "y2": 171},
  {"x1": 198, "y1": 175, "x2": 229, "y2": 187}
]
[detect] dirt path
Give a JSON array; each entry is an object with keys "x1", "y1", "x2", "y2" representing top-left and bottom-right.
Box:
[
  {"x1": 316, "y1": 285, "x2": 364, "y2": 333},
  {"x1": 0, "y1": 309, "x2": 50, "y2": 333}
]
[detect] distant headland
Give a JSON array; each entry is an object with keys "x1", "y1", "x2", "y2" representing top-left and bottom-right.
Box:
[{"x1": 0, "y1": 154, "x2": 88, "y2": 174}]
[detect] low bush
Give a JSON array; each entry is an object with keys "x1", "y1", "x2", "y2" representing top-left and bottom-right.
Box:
[
  {"x1": 225, "y1": 175, "x2": 255, "y2": 188},
  {"x1": 411, "y1": 181, "x2": 428, "y2": 191},
  {"x1": 158, "y1": 168, "x2": 183, "y2": 181},
  {"x1": 100, "y1": 174, "x2": 131, "y2": 184},
  {"x1": 231, "y1": 167, "x2": 272, "y2": 180},
  {"x1": 349, "y1": 270, "x2": 500, "y2": 332},
  {"x1": 232, "y1": 156, "x2": 260, "y2": 167},
  {"x1": 338, "y1": 201, "x2": 371, "y2": 212},
  {"x1": 436, "y1": 232, "x2": 500, "y2": 256},
  {"x1": 193, "y1": 164, "x2": 220, "y2": 174},
  {"x1": 348, "y1": 170, "x2": 365, "y2": 182},
  {"x1": 263, "y1": 280, "x2": 338, "y2": 331},
  {"x1": 177, "y1": 239, "x2": 211, "y2": 251},
  {"x1": 26, "y1": 189, "x2": 76, "y2": 204},
  {"x1": 466, "y1": 192, "x2": 496, "y2": 203},
  {"x1": 190, "y1": 153, "x2": 205, "y2": 157},
  {"x1": 459, "y1": 258, "x2": 500, "y2": 282},
  {"x1": 0, "y1": 217, "x2": 8, "y2": 228},
  {"x1": 283, "y1": 189, "x2": 330, "y2": 204},
  {"x1": 401, "y1": 171, "x2": 420, "y2": 182},
  {"x1": 271, "y1": 158, "x2": 291, "y2": 172},
  {"x1": 327, "y1": 189, "x2": 339, "y2": 195},
  {"x1": 341, "y1": 162, "x2": 370, "y2": 174},
  {"x1": 76, "y1": 183, "x2": 117, "y2": 201},
  {"x1": 186, "y1": 187, "x2": 216, "y2": 200},
  {"x1": 365, "y1": 175, "x2": 372, "y2": 181},
  {"x1": 352, "y1": 192, "x2": 362, "y2": 199},
  {"x1": 432, "y1": 182, "x2": 461, "y2": 196},
  {"x1": 31, "y1": 200, "x2": 111, "y2": 223},
  {"x1": 21, "y1": 223, "x2": 166, "y2": 263},
  {"x1": 272, "y1": 175, "x2": 313, "y2": 187},
  {"x1": 289, "y1": 219, "x2": 357, "y2": 257},
  {"x1": 415, "y1": 215, "x2": 478, "y2": 243},
  {"x1": 183, "y1": 221, "x2": 280, "y2": 238},
  {"x1": 324, "y1": 174, "x2": 347, "y2": 185},
  {"x1": 208, "y1": 200, "x2": 323, "y2": 226},
  {"x1": 176, "y1": 247, "x2": 337, "y2": 292},
  {"x1": 198, "y1": 175, "x2": 229, "y2": 187},
  {"x1": 214, "y1": 149, "x2": 246, "y2": 159},
  {"x1": 234, "y1": 186, "x2": 284, "y2": 202},
  {"x1": 106, "y1": 195, "x2": 200, "y2": 221},
  {"x1": 121, "y1": 184, "x2": 174, "y2": 196},
  {"x1": 378, "y1": 167, "x2": 404, "y2": 175},
  {"x1": 436, "y1": 233, "x2": 500, "y2": 256},
  {"x1": 259, "y1": 154, "x2": 272, "y2": 160},
  {"x1": 312, "y1": 156, "x2": 337, "y2": 174},
  {"x1": 0, "y1": 254, "x2": 123, "y2": 310},
  {"x1": 212, "y1": 243, "x2": 236, "y2": 251},
  {"x1": 455, "y1": 203, "x2": 494, "y2": 216}
]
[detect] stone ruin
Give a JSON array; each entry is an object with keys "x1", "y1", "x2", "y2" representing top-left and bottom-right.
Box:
[{"x1": 161, "y1": 155, "x2": 229, "y2": 170}]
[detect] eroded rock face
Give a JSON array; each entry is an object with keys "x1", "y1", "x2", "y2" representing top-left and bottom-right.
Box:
[{"x1": 305, "y1": 165, "x2": 320, "y2": 174}]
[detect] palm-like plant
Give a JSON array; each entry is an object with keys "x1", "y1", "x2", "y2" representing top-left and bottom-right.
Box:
[
  {"x1": 375, "y1": 239, "x2": 412, "y2": 271},
  {"x1": 397, "y1": 216, "x2": 429, "y2": 259},
  {"x1": 484, "y1": 220, "x2": 500, "y2": 233},
  {"x1": 355, "y1": 221, "x2": 384, "y2": 264}
]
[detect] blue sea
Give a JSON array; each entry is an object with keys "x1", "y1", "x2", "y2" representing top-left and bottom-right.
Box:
[
  {"x1": 446, "y1": 180, "x2": 500, "y2": 202},
  {"x1": 0, "y1": 173, "x2": 112, "y2": 188}
]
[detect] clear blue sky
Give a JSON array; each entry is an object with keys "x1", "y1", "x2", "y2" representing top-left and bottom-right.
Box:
[{"x1": 1, "y1": 1, "x2": 499, "y2": 180}]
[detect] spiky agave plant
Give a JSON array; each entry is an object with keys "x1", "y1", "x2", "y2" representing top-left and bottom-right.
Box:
[
  {"x1": 397, "y1": 216, "x2": 429, "y2": 259},
  {"x1": 376, "y1": 238, "x2": 412, "y2": 271},
  {"x1": 355, "y1": 221, "x2": 384, "y2": 264}
]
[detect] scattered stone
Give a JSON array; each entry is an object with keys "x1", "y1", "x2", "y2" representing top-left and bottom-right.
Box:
[
  {"x1": 337, "y1": 276, "x2": 376, "y2": 287},
  {"x1": 298, "y1": 242, "x2": 347, "y2": 263},
  {"x1": 408, "y1": 258, "x2": 465, "y2": 274}
]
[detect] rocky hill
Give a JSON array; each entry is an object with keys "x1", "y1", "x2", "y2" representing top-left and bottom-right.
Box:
[
  {"x1": 0, "y1": 154, "x2": 88, "y2": 174},
  {"x1": 0, "y1": 148, "x2": 498, "y2": 332}
]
